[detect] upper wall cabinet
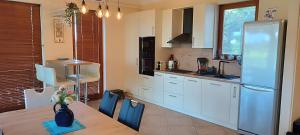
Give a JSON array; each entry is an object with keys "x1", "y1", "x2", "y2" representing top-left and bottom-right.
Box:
[
  {"x1": 139, "y1": 10, "x2": 156, "y2": 37},
  {"x1": 192, "y1": 4, "x2": 218, "y2": 48},
  {"x1": 161, "y1": 9, "x2": 183, "y2": 48}
]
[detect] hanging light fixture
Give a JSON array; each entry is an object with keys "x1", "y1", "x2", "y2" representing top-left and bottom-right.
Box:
[
  {"x1": 81, "y1": 0, "x2": 88, "y2": 14},
  {"x1": 105, "y1": 0, "x2": 110, "y2": 18},
  {"x1": 96, "y1": 3, "x2": 103, "y2": 18},
  {"x1": 116, "y1": 0, "x2": 121, "y2": 20}
]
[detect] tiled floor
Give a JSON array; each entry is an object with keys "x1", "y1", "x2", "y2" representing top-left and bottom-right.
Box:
[{"x1": 88, "y1": 99, "x2": 238, "y2": 135}]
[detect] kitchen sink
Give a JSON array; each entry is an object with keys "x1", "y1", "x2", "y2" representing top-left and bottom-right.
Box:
[{"x1": 213, "y1": 74, "x2": 240, "y2": 80}]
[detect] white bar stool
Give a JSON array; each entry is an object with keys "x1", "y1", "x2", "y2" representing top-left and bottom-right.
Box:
[
  {"x1": 35, "y1": 64, "x2": 76, "y2": 89},
  {"x1": 67, "y1": 63, "x2": 100, "y2": 104}
]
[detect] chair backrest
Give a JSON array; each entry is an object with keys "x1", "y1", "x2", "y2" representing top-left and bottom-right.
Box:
[
  {"x1": 24, "y1": 87, "x2": 55, "y2": 109},
  {"x1": 43, "y1": 66, "x2": 58, "y2": 86},
  {"x1": 35, "y1": 64, "x2": 45, "y2": 82},
  {"x1": 99, "y1": 91, "x2": 119, "y2": 118},
  {"x1": 81, "y1": 63, "x2": 100, "y2": 80},
  {"x1": 118, "y1": 98, "x2": 145, "y2": 131}
]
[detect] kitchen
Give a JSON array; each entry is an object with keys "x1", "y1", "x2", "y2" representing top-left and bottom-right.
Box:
[
  {"x1": 123, "y1": 0, "x2": 291, "y2": 135},
  {"x1": 0, "y1": 0, "x2": 298, "y2": 135}
]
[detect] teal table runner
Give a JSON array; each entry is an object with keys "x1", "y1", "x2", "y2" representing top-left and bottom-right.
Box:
[{"x1": 43, "y1": 119, "x2": 86, "y2": 135}]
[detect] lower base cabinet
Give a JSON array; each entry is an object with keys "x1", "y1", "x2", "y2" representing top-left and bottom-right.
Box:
[
  {"x1": 183, "y1": 77, "x2": 202, "y2": 118},
  {"x1": 164, "y1": 93, "x2": 183, "y2": 112},
  {"x1": 131, "y1": 72, "x2": 240, "y2": 130},
  {"x1": 202, "y1": 80, "x2": 233, "y2": 128}
]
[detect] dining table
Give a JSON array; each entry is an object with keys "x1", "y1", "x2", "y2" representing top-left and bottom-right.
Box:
[
  {"x1": 47, "y1": 59, "x2": 94, "y2": 101},
  {"x1": 0, "y1": 102, "x2": 140, "y2": 135}
]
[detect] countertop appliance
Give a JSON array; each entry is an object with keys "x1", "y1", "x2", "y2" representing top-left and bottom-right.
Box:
[
  {"x1": 197, "y1": 57, "x2": 209, "y2": 74},
  {"x1": 238, "y1": 20, "x2": 287, "y2": 135},
  {"x1": 139, "y1": 37, "x2": 155, "y2": 76}
]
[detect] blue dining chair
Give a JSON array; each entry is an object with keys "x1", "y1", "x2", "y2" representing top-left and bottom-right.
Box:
[
  {"x1": 99, "y1": 91, "x2": 119, "y2": 118},
  {"x1": 118, "y1": 98, "x2": 145, "y2": 131}
]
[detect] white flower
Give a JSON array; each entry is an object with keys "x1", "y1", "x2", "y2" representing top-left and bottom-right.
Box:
[{"x1": 64, "y1": 97, "x2": 74, "y2": 105}]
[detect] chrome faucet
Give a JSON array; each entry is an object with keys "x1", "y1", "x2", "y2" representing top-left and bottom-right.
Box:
[{"x1": 217, "y1": 60, "x2": 230, "y2": 77}]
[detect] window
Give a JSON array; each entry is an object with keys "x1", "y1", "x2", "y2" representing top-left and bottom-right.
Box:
[
  {"x1": 217, "y1": 0, "x2": 259, "y2": 57},
  {"x1": 73, "y1": 10, "x2": 104, "y2": 98},
  {"x1": 0, "y1": 1, "x2": 42, "y2": 112}
]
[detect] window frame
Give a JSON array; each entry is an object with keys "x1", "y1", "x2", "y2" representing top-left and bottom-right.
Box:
[{"x1": 217, "y1": 0, "x2": 259, "y2": 58}]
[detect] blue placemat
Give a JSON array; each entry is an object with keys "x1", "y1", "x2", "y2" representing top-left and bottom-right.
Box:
[{"x1": 43, "y1": 119, "x2": 86, "y2": 135}]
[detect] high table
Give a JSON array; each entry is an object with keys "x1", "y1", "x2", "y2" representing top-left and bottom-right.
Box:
[
  {"x1": 0, "y1": 102, "x2": 139, "y2": 135},
  {"x1": 46, "y1": 60, "x2": 93, "y2": 101}
]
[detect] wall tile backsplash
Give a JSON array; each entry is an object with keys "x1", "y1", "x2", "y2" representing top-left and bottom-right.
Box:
[{"x1": 170, "y1": 46, "x2": 241, "y2": 76}]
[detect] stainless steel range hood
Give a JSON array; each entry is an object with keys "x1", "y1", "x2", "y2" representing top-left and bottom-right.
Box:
[{"x1": 167, "y1": 8, "x2": 193, "y2": 44}]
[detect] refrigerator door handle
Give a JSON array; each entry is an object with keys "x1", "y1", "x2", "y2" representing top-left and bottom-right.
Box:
[{"x1": 241, "y1": 84, "x2": 274, "y2": 92}]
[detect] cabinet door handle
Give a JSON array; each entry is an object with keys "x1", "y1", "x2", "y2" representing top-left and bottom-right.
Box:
[
  {"x1": 168, "y1": 82, "x2": 177, "y2": 85},
  {"x1": 169, "y1": 95, "x2": 176, "y2": 98},
  {"x1": 169, "y1": 76, "x2": 177, "y2": 79},
  {"x1": 188, "y1": 79, "x2": 197, "y2": 83},
  {"x1": 209, "y1": 83, "x2": 221, "y2": 86},
  {"x1": 233, "y1": 87, "x2": 237, "y2": 98},
  {"x1": 143, "y1": 77, "x2": 149, "y2": 79},
  {"x1": 142, "y1": 88, "x2": 149, "y2": 91}
]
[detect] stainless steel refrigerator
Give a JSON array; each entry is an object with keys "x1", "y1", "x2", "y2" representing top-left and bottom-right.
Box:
[{"x1": 238, "y1": 20, "x2": 287, "y2": 135}]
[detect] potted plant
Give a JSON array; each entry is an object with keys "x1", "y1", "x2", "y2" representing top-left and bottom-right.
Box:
[
  {"x1": 64, "y1": 2, "x2": 79, "y2": 26},
  {"x1": 51, "y1": 86, "x2": 76, "y2": 127}
]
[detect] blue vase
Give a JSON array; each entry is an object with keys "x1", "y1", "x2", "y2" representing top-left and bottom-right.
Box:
[{"x1": 53, "y1": 103, "x2": 74, "y2": 127}]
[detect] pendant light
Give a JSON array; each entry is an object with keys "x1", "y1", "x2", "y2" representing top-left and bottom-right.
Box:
[
  {"x1": 96, "y1": 3, "x2": 103, "y2": 18},
  {"x1": 81, "y1": 0, "x2": 87, "y2": 14},
  {"x1": 116, "y1": 0, "x2": 121, "y2": 20},
  {"x1": 105, "y1": 1, "x2": 110, "y2": 18}
]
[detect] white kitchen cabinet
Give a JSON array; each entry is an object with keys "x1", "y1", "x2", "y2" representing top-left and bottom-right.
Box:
[
  {"x1": 124, "y1": 12, "x2": 140, "y2": 98},
  {"x1": 153, "y1": 72, "x2": 164, "y2": 105},
  {"x1": 164, "y1": 74, "x2": 184, "y2": 111},
  {"x1": 192, "y1": 4, "x2": 218, "y2": 48},
  {"x1": 138, "y1": 75, "x2": 154, "y2": 102},
  {"x1": 162, "y1": 9, "x2": 173, "y2": 48},
  {"x1": 202, "y1": 80, "x2": 232, "y2": 126},
  {"x1": 229, "y1": 84, "x2": 240, "y2": 129},
  {"x1": 164, "y1": 93, "x2": 183, "y2": 112},
  {"x1": 139, "y1": 10, "x2": 156, "y2": 37},
  {"x1": 183, "y1": 77, "x2": 202, "y2": 118},
  {"x1": 140, "y1": 86, "x2": 153, "y2": 103},
  {"x1": 161, "y1": 9, "x2": 183, "y2": 48}
]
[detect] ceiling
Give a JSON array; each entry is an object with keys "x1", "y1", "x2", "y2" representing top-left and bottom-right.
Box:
[{"x1": 88, "y1": 0, "x2": 162, "y2": 6}]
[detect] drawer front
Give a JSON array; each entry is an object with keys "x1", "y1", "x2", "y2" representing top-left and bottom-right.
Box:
[
  {"x1": 164, "y1": 74, "x2": 184, "y2": 83},
  {"x1": 164, "y1": 93, "x2": 183, "y2": 111},
  {"x1": 141, "y1": 87, "x2": 153, "y2": 102},
  {"x1": 164, "y1": 81, "x2": 183, "y2": 95},
  {"x1": 140, "y1": 75, "x2": 154, "y2": 88}
]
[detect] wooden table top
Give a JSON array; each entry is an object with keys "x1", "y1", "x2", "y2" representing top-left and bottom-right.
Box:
[
  {"x1": 47, "y1": 60, "x2": 94, "y2": 66},
  {"x1": 0, "y1": 102, "x2": 139, "y2": 135}
]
